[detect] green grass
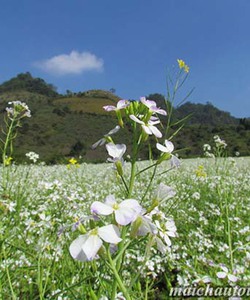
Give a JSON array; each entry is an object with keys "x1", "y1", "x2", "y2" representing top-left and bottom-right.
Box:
[{"x1": 53, "y1": 93, "x2": 118, "y2": 115}]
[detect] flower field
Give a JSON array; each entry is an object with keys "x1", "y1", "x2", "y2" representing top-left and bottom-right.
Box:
[
  {"x1": 1, "y1": 67, "x2": 250, "y2": 299},
  {"x1": 1, "y1": 157, "x2": 250, "y2": 299}
]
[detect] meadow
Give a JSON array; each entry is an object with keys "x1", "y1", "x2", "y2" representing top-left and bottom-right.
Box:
[
  {"x1": 1, "y1": 64, "x2": 250, "y2": 299},
  {"x1": 1, "y1": 156, "x2": 250, "y2": 299}
]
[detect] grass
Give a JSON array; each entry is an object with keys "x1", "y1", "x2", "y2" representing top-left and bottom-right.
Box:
[{"x1": 0, "y1": 157, "x2": 249, "y2": 299}]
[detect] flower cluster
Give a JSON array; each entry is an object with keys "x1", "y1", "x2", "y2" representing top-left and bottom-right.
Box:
[
  {"x1": 99, "y1": 96, "x2": 180, "y2": 169},
  {"x1": 177, "y1": 59, "x2": 189, "y2": 73},
  {"x1": 70, "y1": 85, "x2": 181, "y2": 298},
  {"x1": 213, "y1": 135, "x2": 227, "y2": 149},
  {"x1": 6, "y1": 101, "x2": 31, "y2": 119},
  {"x1": 70, "y1": 185, "x2": 177, "y2": 262},
  {"x1": 67, "y1": 157, "x2": 80, "y2": 168},
  {"x1": 25, "y1": 151, "x2": 39, "y2": 163},
  {"x1": 203, "y1": 135, "x2": 228, "y2": 158}
]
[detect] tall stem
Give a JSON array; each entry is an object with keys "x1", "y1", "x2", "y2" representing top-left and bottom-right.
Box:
[
  {"x1": 2, "y1": 116, "x2": 16, "y2": 166},
  {"x1": 225, "y1": 191, "x2": 234, "y2": 271},
  {"x1": 107, "y1": 250, "x2": 131, "y2": 300},
  {"x1": 128, "y1": 161, "x2": 136, "y2": 198},
  {"x1": 128, "y1": 123, "x2": 138, "y2": 198}
]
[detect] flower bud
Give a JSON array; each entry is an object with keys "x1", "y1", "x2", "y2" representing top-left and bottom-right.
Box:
[
  {"x1": 130, "y1": 216, "x2": 142, "y2": 238},
  {"x1": 157, "y1": 153, "x2": 171, "y2": 165},
  {"x1": 116, "y1": 110, "x2": 124, "y2": 127},
  {"x1": 147, "y1": 199, "x2": 159, "y2": 214},
  {"x1": 115, "y1": 160, "x2": 123, "y2": 176},
  {"x1": 78, "y1": 223, "x2": 86, "y2": 234}
]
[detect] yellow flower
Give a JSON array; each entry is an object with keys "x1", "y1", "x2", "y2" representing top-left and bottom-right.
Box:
[
  {"x1": 184, "y1": 65, "x2": 189, "y2": 73},
  {"x1": 69, "y1": 157, "x2": 77, "y2": 165},
  {"x1": 4, "y1": 156, "x2": 13, "y2": 166},
  {"x1": 177, "y1": 59, "x2": 189, "y2": 73},
  {"x1": 195, "y1": 165, "x2": 207, "y2": 178},
  {"x1": 67, "y1": 157, "x2": 80, "y2": 168}
]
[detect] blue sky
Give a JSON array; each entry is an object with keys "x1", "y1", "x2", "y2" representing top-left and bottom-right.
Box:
[{"x1": 0, "y1": 0, "x2": 249, "y2": 117}]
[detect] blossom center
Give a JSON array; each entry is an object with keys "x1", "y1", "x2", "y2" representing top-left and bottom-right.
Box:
[
  {"x1": 90, "y1": 228, "x2": 98, "y2": 236},
  {"x1": 112, "y1": 203, "x2": 119, "y2": 210}
]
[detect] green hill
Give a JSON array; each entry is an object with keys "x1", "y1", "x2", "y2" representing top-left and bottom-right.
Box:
[
  {"x1": 0, "y1": 73, "x2": 249, "y2": 163},
  {"x1": 0, "y1": 72, "x2": 58, "y2": 97}
]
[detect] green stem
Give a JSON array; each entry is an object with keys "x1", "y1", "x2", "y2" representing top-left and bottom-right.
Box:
[
  {"x1": 129, "y1": 236, "x2": 154, "y2": 290},
  {"x1": 128, "y1": 161, "x2": 136, "y2": 198},
  {"x1": 225, "y1": 192, "x2": 234, "y2": 271},
  {"x1": 111, "y1": 281, "x2": 118, "y2": 300},
  {"x1": 107, "y1": 250, "x2": 131, "y2": 300},
  {"x1": 141, "y1": 164, "x2": 157, "y2": 201},
  {"x1": 3, "y1": 245, "x2": 16, "y2": 300},
  {"x1": 135, "y1": 162, "x2": 158, "y2": 177},
  {"x1": 2, "y1": 116, "x2": 16, "y2": 167},
  {"x1": 120, "y1": 175, "x2": 129, "y2": 194}
]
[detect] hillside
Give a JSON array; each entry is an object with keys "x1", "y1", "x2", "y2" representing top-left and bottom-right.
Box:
[
  {"x1": 0, "y1": 73, "x2": 249, "y2": 163},
  {"x1": 0, "y1": 72, "x2": 58, "y2": 97}
]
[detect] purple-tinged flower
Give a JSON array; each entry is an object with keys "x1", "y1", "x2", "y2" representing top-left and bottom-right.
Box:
[
  {"x1": 131, "y1": 214, "x2": 158, "y2": 237},
  {"x1": 130, "y1": 115, "x2": 162, "y2": 138},
  {"x1": 91, "y1": 125, "x2": 120, "y2": 149},
  {"x1": 192, "y1": 275, "x2": 212, "y2": 285},
  {"x1": 170, "y1": 155, "x2": 181, "y2": 168},
  {"x1": 153, "y1": 183, "x2": 176, "y2": 203},
  {"x1": 156, "y1": 139, "x2": 181, "y2": 167},
  {"x1": 216, "y1": 266, "x2": 238, "y2": 283},
  {"x1": 103, "y1": 99, "x2": 130, "y2": 112},
  {"x1": 156, "y1": 140, "x2": 174, "y2": 153},
  {"x1": 155, "y1": 218, "x2": 177, "y2": 247},
  {"x1": 91, "y1": 195, "x2": 142, "y2": 226},
  {"x1": 140, "y1": 97, "x2": 167, "y2": 116},
  {"x1": 69, "y1": 224, "x2": 122, "y2": 261},
  {"x1": 106, "y1": 143, "x2": 126, "y2": 162},
  {"x1": 106, "y1": 143, "x2": 126, "y2": 175}
]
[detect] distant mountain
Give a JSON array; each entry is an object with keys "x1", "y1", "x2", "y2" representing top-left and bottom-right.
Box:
[
  {"x1": 147, "y1": 93, "x2": 238, "y2": 126},
  {"x1": 0, "y1": 72, "x2": 58, "y2": 97},
  {"x1": 0, "y1": 74, "x2": 249, "y2": 163},
  {"x1": 174, "y1": 101, "x2": 238, "y2": 126}
]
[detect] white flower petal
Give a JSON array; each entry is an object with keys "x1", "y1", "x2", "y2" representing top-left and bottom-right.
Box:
[
  {"x1": 91, "y1": 138, "x2": 105, "y2": 149},
  {"x1": 69, "y1": 235, "x2": 88, "y2": 261},
  {"x1": 170, "y1": 155, "x2": 181, "y2": 168},
  {"x1": 137, "y1": 216, "x2": 157, "y2": 236},
  {"x1": 228, "y1": 274, "x2": 238, "y2": 282},
  {"x1": 129, "y1": 115, "x2": 144, "y2": 125},
  {"x1": 106, "y1": 125, "x2": 120, "y2": 136},
  {"x1": 98, "y1": 225, "x2": 122, "y2": 244},
  {"x1": 148, "y1": 118, "x2": 160, "y2": 125},
  {"x1": 91, "y1": 201, "x2": 114, "y2": 215},
  {"x1": 154, "y1": 183, "x2": 176, "y2": 202},
  {"x1": 163, "y1": 234, "x2": 172, "y2": 246},
  {"x1": 105, "y1": 195, "x2": 116, "y2": 206},
  {"x1": 82, "y1": 234, "x2": 103, "y2": 260},
  {"x1": 221, "y1": 265, "x2": 229, "y2": 273},
  {"x1": 141, "y1": 98, "x2": 156, "y2": 108},
  {"x1": 117, "y1": 99, "x2": 129, "y2": 109},
  {"x1": 103, "y1": 105, "x2": 116, "y2": 111},
  {"x1": 164, "y1": 140, "x2": 174, "y2": 152},
  {"x1": 115, "y1": 207, "x2": 137, "y2": 225},
  {"x1": 217, "y1": 271, "x2": 227, "y2": 279},
  {"x1": 156, "y1": 143, "x2": 168, "y2": 153},
  {"x1": 154, "y1": 108, "x2": 167, "y2": 116},
  {"x1": 106, "y1": 143, "x2": 126, "y2": 159},
  {"x1": 155, "y1": 236, "x2": 167, "y2": 254},
  {"x1": 119, "y1": 199, "x2": 142, "y2": 214},
  {"x1": 142, "y1": 125, "x2": 152, "y2": 135}
]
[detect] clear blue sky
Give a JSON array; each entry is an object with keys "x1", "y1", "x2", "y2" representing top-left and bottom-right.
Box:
[{"x1": 0, "y1": 0, "x2": 249, "y2": 117}]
